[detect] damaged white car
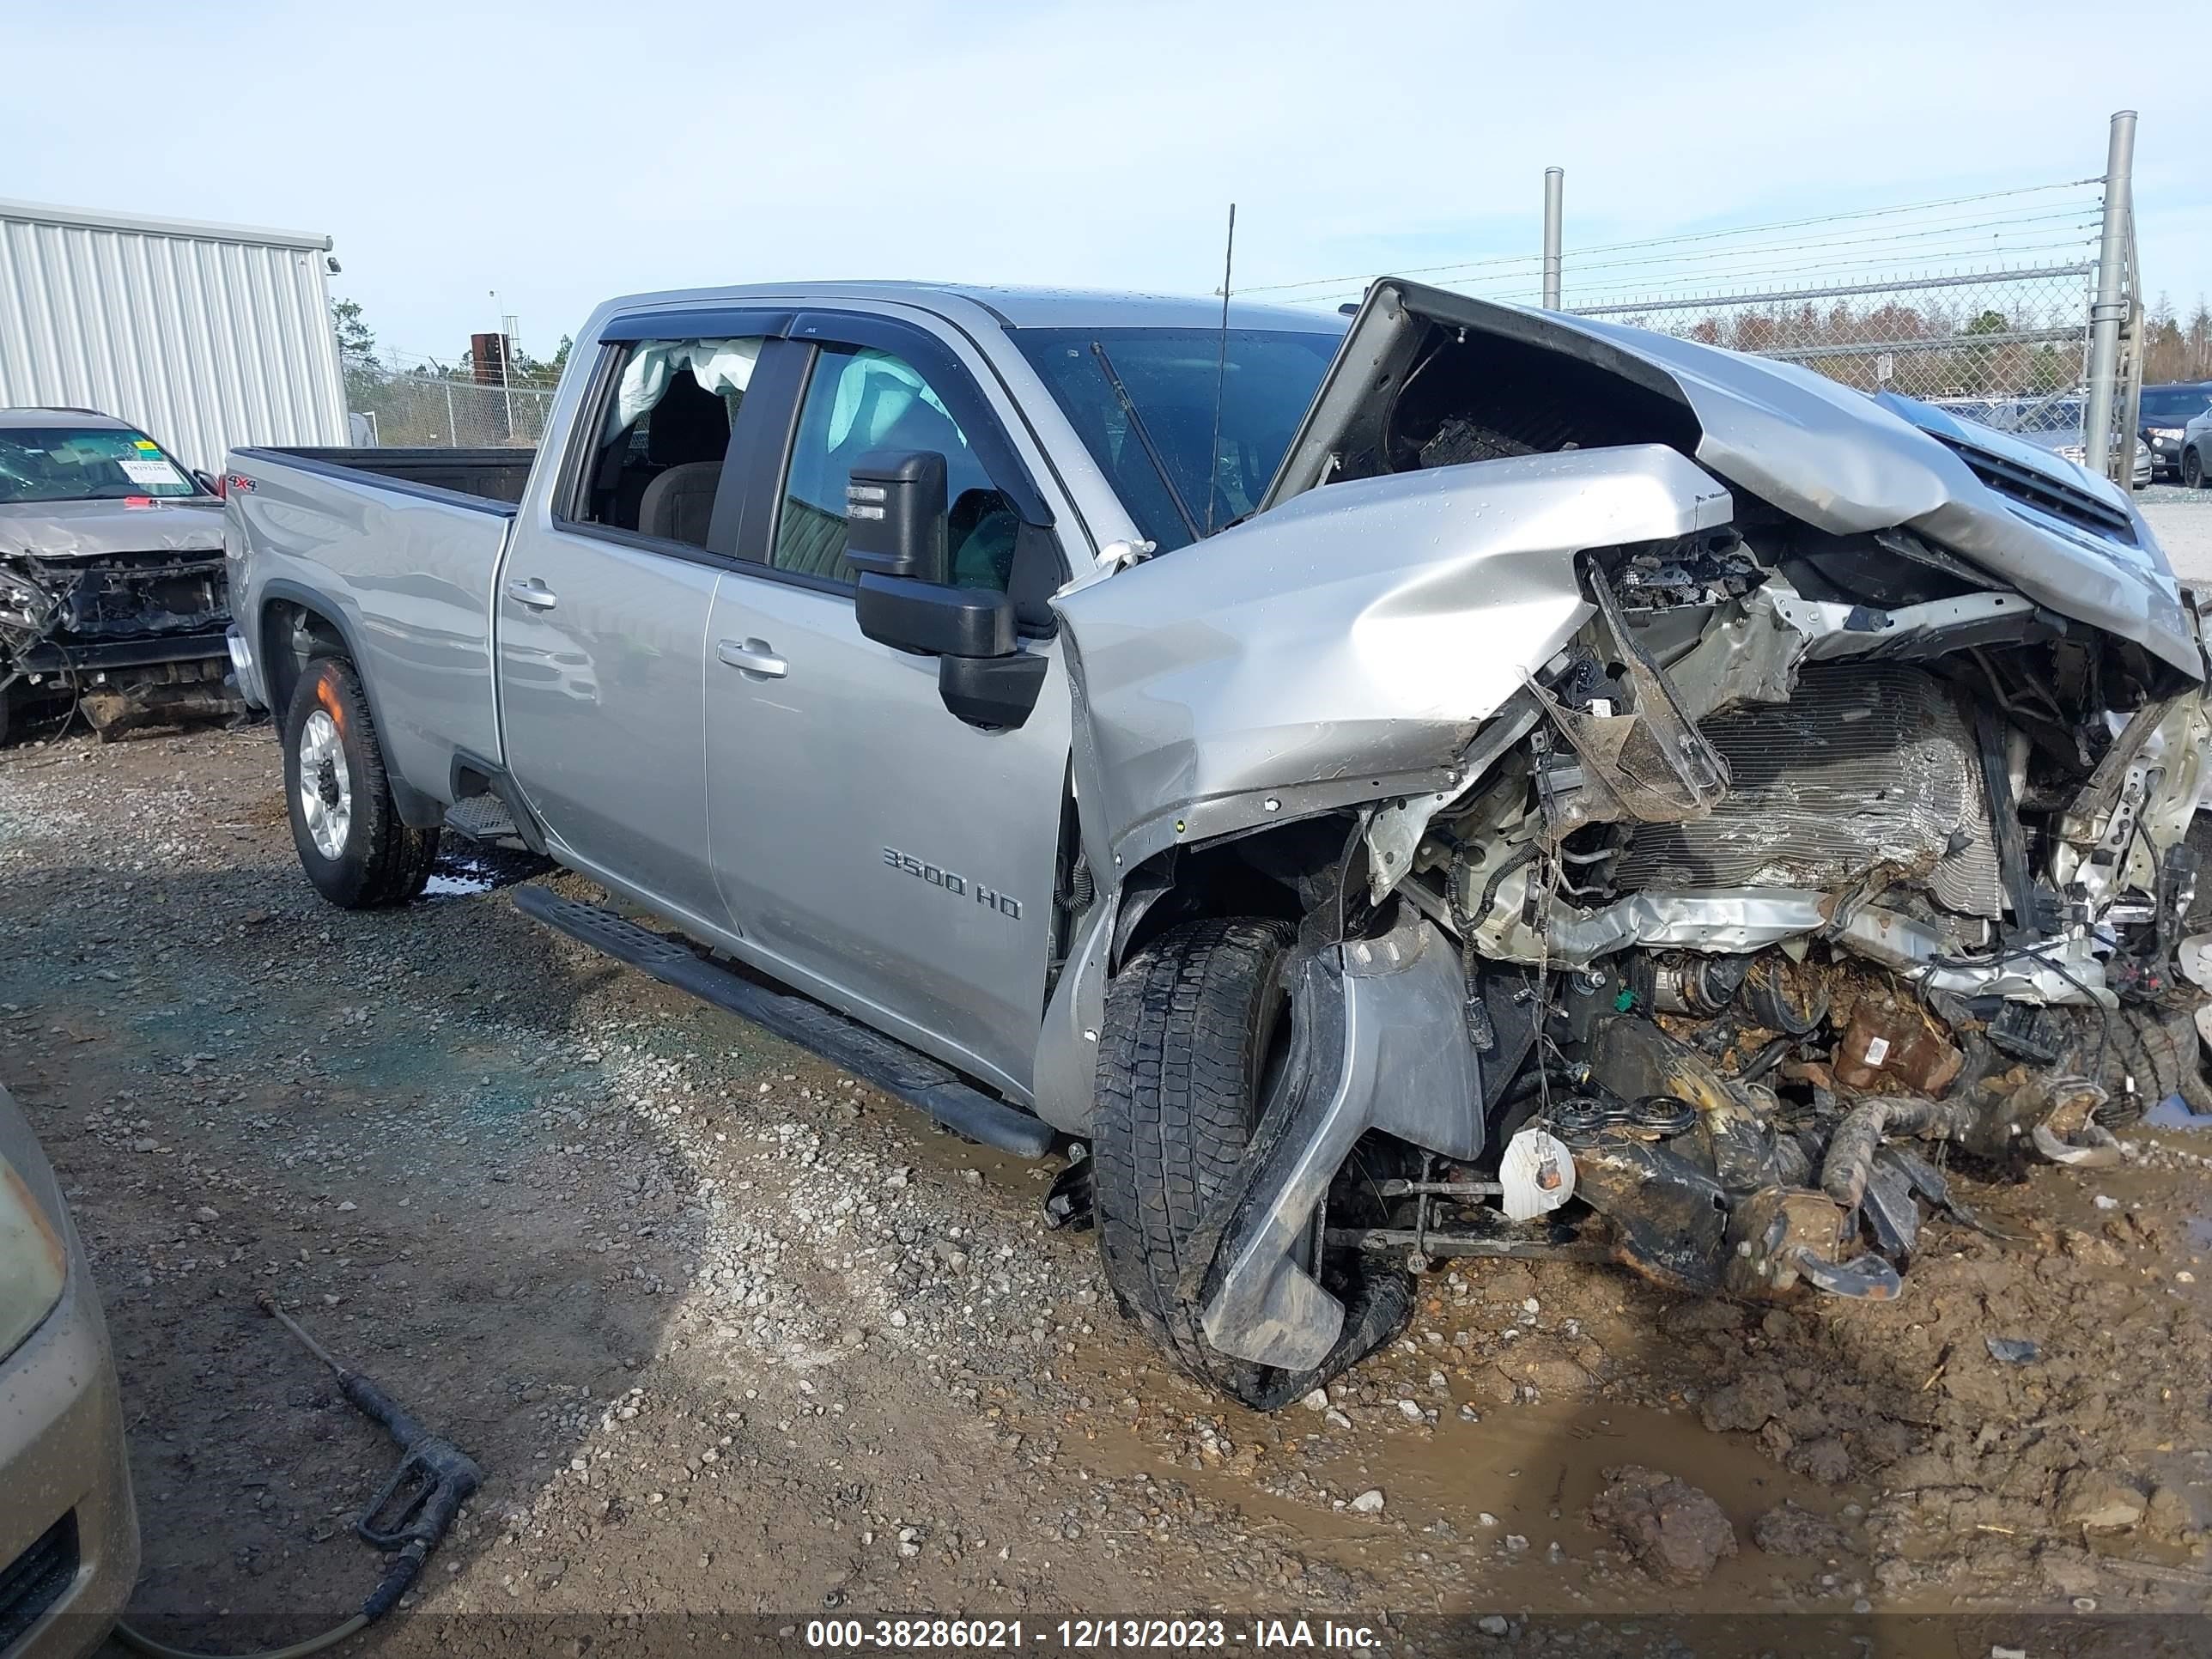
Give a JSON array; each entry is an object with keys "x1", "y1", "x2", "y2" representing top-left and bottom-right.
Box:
[{"x1": 223, "y1": 276, "x2": 2210, "y2": 1411}]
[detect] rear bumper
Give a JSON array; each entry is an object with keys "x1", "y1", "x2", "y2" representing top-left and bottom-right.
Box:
[{"x1": 0, "y1": 1116, "x2": 138, "y2": 1659}]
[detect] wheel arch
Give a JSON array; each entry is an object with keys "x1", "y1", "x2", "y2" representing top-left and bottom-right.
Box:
[{"x1": 258, "y1": 581, "x2": 443, "y2": 829}]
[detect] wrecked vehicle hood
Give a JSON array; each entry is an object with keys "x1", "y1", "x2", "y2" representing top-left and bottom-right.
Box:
[
  {"x1": 0, "y1": 496, "x2": 225, "y2": 558},
  {"x1": 1056, "y1": 444, "x2": 1730, "y2": 872},
  {"x1": 1265, "y1": 280, "x2": 2199, "y2": 680}
]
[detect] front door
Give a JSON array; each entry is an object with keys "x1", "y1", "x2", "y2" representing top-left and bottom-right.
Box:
[
  {"x1": 702, "y1": 323, "x2": 1073, "y2": 1097},
  {"x1": 499, "y1": 321, "x2": 777, "y2": 933}
]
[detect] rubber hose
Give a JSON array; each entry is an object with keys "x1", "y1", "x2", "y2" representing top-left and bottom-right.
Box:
[
  {"x1": 1820, "y1": 1096, "x2": 1962, "y2": 1210},
  {"x1": 113, "y1": 1615, "x2": 368, "y2": 1659}
]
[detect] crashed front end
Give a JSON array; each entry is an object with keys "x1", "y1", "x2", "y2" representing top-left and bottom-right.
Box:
[
  {"x1": 1052, "y1": 280, "x2": 2211, "y2": 1384},
  {"x1": 0, "y1": 504, "x2": 242, "y2": 738}
]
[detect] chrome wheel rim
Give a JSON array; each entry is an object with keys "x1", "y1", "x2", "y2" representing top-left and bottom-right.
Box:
[{"x1": 298, "y1": 708, "x2": 352, "y2": 860}]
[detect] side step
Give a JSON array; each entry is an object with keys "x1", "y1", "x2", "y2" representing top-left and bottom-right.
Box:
[
  {"x1": 509, "y1": 886, "x2": 1056, "y2": 1159},
  {"x1": 444, "y1": 793, "x2": 523, "y2": 843}
]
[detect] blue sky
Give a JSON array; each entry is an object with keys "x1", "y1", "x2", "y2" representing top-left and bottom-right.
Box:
[{"x1": 4, "y1": 0, "x2": 2207, "y2": 362}]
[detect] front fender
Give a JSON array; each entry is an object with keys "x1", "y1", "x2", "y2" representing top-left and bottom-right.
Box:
[{"x1": 1050, "y1": 444, "x2": 1734, "y2": 880}]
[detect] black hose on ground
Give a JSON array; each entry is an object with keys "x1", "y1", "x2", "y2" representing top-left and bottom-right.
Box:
[{"x1": 1820, "y1": 1096, "x2": 1972, "y2": 1210}]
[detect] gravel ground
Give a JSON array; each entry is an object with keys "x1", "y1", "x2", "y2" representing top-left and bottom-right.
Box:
[{"x1": 2, "y1": 723, "x2": 2209, "y2": 1651}]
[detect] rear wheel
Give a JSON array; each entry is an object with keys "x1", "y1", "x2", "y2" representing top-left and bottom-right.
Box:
[
  {"x1": 283, "y1": 657, "x2": 439, "y2": 908},
  {"x1": 1092, "y1": 916, "x2": 1408, "y2": 1408}
]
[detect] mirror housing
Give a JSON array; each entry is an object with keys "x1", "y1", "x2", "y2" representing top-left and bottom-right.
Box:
[
  {"x1": 846, "y1": 452, "x2": 1053, "y2": 732},
  {"x1": 855, "y1": 574, "x2": 1013, "y2": 659},
  {"x1": 845, "y1": 450, "x2": 948, "y2": 583}
]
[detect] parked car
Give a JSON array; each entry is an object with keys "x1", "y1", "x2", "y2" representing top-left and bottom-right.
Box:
[
  {"x1": 2181, "y1": 404, "x2": 2212, "y2": 490},
  {"x1": 0, "y1": 410, "x2": 242, "y2": 742},
  {"x1": 0, "y1": 1080, "x2": 137, "y2": 1658},
  {"x1": 2141, "y1": 380, "x2": 2212, "y2": 481},
  {"x1": 222, "y1": 278, "x2": 2207, "y2": 1407},
  {"x1": 2000, "y1": 395, "x2": 2154, "y2": 489}
]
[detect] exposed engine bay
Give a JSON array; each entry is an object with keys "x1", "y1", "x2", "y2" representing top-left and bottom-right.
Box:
[
  {"x1": 1346, "y1": 526, "x2": 2209, "y2": 1304},
  {"x1": 1051, "y1": 278, "x2": 2212, "y2": 1401},
  {"x1": 0, "y1": 550, "x2": 241, "y2": 737}
]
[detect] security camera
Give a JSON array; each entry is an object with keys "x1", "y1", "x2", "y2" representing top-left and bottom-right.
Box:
[{"x1": 326, "y1": 255, "x2": 343, "y2": 274}]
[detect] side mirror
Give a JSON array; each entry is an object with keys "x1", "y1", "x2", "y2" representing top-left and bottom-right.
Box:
[
  {"x1": 848, "y1": 450, "x2": 1050, "y2": 732},
  {"x1": 845, "y1": 450, "x2": 948, "y2": 583},
  {"x1": 193, "y1": 469, "x2": 222, "y2": 496}
]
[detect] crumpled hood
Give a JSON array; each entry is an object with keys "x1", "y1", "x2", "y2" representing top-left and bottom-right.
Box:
[
  {"x1": 0, "y1": 496, "x2": 225, "y2": 559},
  {"x1": 1266, "y1": 280, "x2": 2200, "y2": 679}
]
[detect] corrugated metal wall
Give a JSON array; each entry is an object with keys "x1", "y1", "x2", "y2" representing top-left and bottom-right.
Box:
[{"x1": 0, "y1": 199, "x2": 349, "y2": 474}]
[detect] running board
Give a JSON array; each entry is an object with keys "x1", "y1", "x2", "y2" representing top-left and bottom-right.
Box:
[{"x1": 509, "y1": 886, "x2": 1056, "y2": 1158}]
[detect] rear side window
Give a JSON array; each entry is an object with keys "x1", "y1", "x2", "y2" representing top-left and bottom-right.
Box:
[
  {"x1": 565, "y1": 337, "x2": 764, "y2": 549},
  {"x1": 769, "y1": 346, "x2": 1018, "y2": 592}
]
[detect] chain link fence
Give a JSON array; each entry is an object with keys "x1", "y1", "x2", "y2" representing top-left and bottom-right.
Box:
[
  {"x1": 1553, "y1": 181, "x2": 2108, "y2": 406},
  {"x1": 1244, "y1": 153, "x2": 2138, "y2": 478},
  {"x1": 344, "y1": 362, "x2": 559, "y2": 448}
]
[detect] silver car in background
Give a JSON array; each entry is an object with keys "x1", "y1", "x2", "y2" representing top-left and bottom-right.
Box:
[
  {"x1": 2180, "y1": 404, "x2": 2212, "y2": 490},
  {"x1": 0, "y1": 1080, "x2": 137, "y2": 1659},
  {"x1": 2002, "y1": 394, "x2": 2154, "y2": 489}
]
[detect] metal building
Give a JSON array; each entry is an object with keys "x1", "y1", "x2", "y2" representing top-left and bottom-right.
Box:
[{"x1": 0, "y1": 198, "x2": 348, "y2": 474}]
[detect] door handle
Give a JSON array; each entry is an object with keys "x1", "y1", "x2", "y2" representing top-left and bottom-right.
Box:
[
  {"x1": 507, "y1": 578, "x2": 558, "y2": 610},
  {"x1": 716, "y1": 637, "x2": 787, "y2": 678}
]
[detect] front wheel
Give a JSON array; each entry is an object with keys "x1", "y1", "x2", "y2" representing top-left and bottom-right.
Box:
[
  {"x1": 283, "y1": 657, "x2": 439, "y2": 908},
  {"x1": 2185, "y1": 447, "x2": 2207, "y2": 490},
  {"x1": 1091, "y1": 916, "x2": 1408, "y2": 1408}
]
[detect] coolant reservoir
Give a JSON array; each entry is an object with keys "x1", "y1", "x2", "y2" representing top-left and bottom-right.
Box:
[{"x1": 1833, "y1": 993, "x2": 1962, "y2": 1095}]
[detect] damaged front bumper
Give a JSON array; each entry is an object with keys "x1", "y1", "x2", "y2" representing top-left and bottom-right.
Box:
[
  {"x1": 1054, "y1": 278, "x2": 2212, "y2": 1388},
  {"x1": 0, "y1": 552, "x2": 243, "y2": 734}
]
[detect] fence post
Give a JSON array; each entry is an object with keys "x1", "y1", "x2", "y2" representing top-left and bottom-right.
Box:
[
  {"x1": 1542, "y1": 167, "x2": 1564, "y2": 310},
  {"x1": 2084, "y1": 109, "x2": 2136, "y2": 480},
  {"x1": 444, "y1": 380, "x2": 457, "y2": 444}
]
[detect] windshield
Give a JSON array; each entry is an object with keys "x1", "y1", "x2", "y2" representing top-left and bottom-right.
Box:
[
  {"x1": 1012, "y1": 326, "x2": 1340, "y2": 553},
  {"x1": 0, "y1": 426, "x2": 203, "y2": 505},
  {"x1": 2141, "y1": 386, "x2": 2212, "y2": 427}
]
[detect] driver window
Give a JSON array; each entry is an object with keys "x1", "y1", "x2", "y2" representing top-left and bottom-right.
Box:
[{"x1": 770, "y1": 346, "x2": 1018, "y2": 592}]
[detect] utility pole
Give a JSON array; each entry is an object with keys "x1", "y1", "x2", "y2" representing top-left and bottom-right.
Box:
[
  {"x1": 490, "y1": 289, "x2": 515, "y2": 443},
  {"x1": 2083, "y1": 111, "x2": 2136, "y2": 481},
  {"x1": 1541, "y1": 167, "x2": 1564, "y2": 311}
]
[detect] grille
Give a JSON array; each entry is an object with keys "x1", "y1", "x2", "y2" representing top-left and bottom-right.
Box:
[
  {"x1": 1616, "y1": 665, "x2": 2002, "y2": 917},
  {"x1": 0, "y1": 1510, "x2": 79, "y2": 1651},
  {"x1": 1936, "y1": 434, "x2": 2138, "y2": 545}
]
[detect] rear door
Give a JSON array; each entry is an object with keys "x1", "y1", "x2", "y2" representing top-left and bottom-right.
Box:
[
  {"x1": 498, "y1": 309, "x2": 786, "y2": 932},
  {"x1": 701, "y1": 313, "x2": 1074, "y2": 1098}
]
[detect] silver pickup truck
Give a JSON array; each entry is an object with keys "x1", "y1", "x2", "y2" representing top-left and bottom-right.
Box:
[{"x1": 225, "y1": 279, "x2": 2210, "y2": 1408}]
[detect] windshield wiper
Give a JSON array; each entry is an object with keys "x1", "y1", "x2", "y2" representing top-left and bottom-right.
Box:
[{"x1": 1089, "y1": 340, "x2": 1202, "y2": 546}]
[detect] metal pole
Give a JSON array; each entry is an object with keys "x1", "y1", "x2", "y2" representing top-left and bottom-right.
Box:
[
  {"x1": 444, "y1": 380, "x2": 456, "y2": 444},
  {"x1": 2120, "y1": 294, "x2": 2145, "y2": 493},
  {"x1": 2083, "y1": 110, "x2": 2136, "y2": 479},
  {"x1": 1541, "y1": 167, "x2": 1564, "y2": 310}
]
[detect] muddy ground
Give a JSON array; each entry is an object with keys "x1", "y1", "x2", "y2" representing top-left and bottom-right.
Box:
[{"x1": 2, "y1": 721, "x2": 2209, "y2": 1656}]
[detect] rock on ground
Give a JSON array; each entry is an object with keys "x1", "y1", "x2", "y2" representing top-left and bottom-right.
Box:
[{"x1": 1589, "y1": 1465, "x2": 1738, "y2": 1586}]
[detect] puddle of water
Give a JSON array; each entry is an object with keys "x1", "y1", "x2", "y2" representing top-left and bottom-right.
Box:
[
  {"x1": 422, "y1": 848, "x2": 548, "y2": 902},
  {"x1": 1075, "y1": 1389, "x2": 1869, "y2": 1613}
]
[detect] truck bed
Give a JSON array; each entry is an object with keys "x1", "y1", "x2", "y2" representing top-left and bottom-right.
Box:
[
  {"x1": 226, "y1": 445, "x2": 516, "y2": 807},
  {"x1": 258, "y1": 446, "x2": 537, "y2": 505}
]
